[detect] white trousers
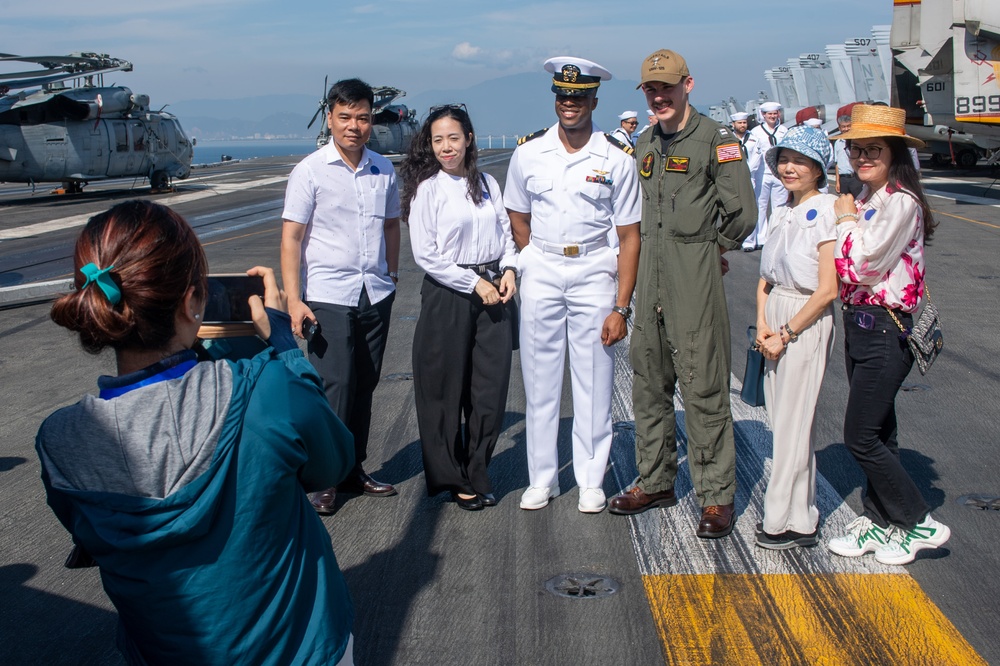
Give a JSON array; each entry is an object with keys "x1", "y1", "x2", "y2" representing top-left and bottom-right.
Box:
[
  {"x1": 518, "y1": 242, "x2": 617, "y2": 490},
  {"x1": 762, "y1": 287, "x2": 835, "y2": 535},
  {"x1": 745, "y1": 172, "x2": 788, "y2": 249}
]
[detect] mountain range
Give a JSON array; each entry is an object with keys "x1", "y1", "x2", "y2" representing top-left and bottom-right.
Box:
[{"x1": 169, "y1": 73, "x2": 708, "y2": 141}]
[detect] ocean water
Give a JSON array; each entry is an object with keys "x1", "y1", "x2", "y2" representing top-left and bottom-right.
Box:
[
  {"x1": 192, "y1": 139, "x2": 316, "y2": 165},
  {"x1": 192, "y1": 136, "x2": 515, "y2": 165}
]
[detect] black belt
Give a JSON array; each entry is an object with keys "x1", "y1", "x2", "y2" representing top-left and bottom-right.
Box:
[{"x1": 458, "y1": 259, "x2": 500, "y2": 276}]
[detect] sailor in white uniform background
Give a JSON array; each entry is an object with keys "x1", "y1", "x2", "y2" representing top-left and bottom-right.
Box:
[
  {"x1": 730, "y1": 111, "x2": 760, "y2": 175},
  {"x1": 744, "y1": 101, "x2": 788, "y2": 251},
  {"x1": 612, "y1": 110, "x2": 638, "y2": 148},
  {"x1": 504, "y1": 56, "x2": 641, "y2": 514}
]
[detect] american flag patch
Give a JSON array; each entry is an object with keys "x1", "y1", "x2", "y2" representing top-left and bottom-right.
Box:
[{"x1": 716, "y1": 143, "x2": 742, "y2": 163}]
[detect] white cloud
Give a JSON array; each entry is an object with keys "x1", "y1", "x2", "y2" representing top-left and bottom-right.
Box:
[{"x1": 452, "y1": 42, "x2": 483, "y2": 62}]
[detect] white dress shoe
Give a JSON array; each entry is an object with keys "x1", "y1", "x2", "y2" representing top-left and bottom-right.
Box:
[
  {"x1": 520, "y1": 485, "x2": 560, "y2": 510},
  {"x1": 578, "y1": 488, "x2": 606, "y2": 513}
]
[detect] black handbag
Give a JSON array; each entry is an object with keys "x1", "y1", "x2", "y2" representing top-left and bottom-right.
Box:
[{"x1": 740, "y1": 326, "x2": 766, "y2": 407}]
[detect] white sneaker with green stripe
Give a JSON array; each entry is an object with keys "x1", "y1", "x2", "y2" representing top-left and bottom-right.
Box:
[
  {"x1": 874, "y1": 515, "x2": 951, "y2": 565},
  {"x1": 827, "y1": 516, "x2": 890, "y2": 557}
]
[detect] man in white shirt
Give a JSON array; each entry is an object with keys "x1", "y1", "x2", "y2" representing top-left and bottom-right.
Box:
[
  {"x1": 744, "y1": 101, "x2": 788, "y2": 251},
  {"x1": 281, "y1": 78, "x2": 401, "y2": 514},
  {"x1": 612, "y1": 110, "x2": 639, "y2": 148},
  {"x1": 833, "y1": 103, "x2": 862, "y2": 196},
  {"x1": 505, "y1": 56, "x2": 641, "y2": 514},
  {"x1": 635, "y1": 109, "x2": 656, "y2": 141},
  {"x1": 730, "y1": 111, "x2": 760, "y2": 173}
]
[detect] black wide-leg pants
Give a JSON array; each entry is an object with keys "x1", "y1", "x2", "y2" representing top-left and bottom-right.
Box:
[{"x1": 413, "y1": 275, "x2": 513, "y2": 496}]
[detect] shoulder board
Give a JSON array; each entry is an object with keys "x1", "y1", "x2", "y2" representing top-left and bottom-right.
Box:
[
  {"x1": 604, "y1": 133, "x2": 635, "y2": 156},
  {"x1": 518, "y1": 128, "x2": 549, "y2": 145}
]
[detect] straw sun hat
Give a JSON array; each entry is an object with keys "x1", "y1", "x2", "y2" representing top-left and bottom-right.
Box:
[{"x1": 833, "y1": 105, "x2": 925, "y2": 148}]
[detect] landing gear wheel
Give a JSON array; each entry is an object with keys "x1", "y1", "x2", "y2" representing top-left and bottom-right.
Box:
[
  {"x1": 62, "y1": 181, "x2": 84, "y2": 194},
  {"x1": 150, "y1": 170, "x2": 170, "y2": 190},
  {"x1": 929, "y1": 153, "x2": 948, "y2": 167},
  {"x1": 956, "y1": 149, "x2": 978, "y2": 168}
]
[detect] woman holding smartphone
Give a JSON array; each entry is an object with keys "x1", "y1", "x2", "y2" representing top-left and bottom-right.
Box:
[
  {"x1": 400, "y1": 105, "x2": 518, "y2": 511},
  {"x1": 36, "y1": 200, "x2": 356, "y2": 664}
]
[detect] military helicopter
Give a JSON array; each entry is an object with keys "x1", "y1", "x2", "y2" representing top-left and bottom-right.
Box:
[
  {"x1": 307, "y1": 78, "x2": 419, "y2": 157},
  {"x1": 0, "y1": 52, "x2": 193, "y2": 193}
]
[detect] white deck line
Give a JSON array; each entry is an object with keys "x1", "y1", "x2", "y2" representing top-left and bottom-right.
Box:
[{"x1": 0, "y1": 176, "x2": 289, "y2": 241}]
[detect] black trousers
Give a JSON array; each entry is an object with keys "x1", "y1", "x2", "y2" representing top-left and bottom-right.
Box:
[
  {"x1": 413, "y1": 276, "x2": 513, "y2": 496},
  {"x1": 842, "y1": 304, "x2": 930, "y2": 530},
  {"x1": 838, "y1": 174, "x2": 864, "y2": 197},
  {"x1": 308, "y1": 289, "x2": 394, "y2": 471}
]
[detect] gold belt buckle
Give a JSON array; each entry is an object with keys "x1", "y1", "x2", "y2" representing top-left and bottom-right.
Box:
[{"x1": 563, "y1": 244, "x2": 580, "y2": 257}]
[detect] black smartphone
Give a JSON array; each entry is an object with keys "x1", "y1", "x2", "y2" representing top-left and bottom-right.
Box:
[{"x1": 203, "y1": 274, "x2": 265, "y2": 324}]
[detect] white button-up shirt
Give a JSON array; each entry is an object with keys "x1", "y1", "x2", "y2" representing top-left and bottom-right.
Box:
[
  {"x1": 833, "y1": 138, "x2": 854, "y2": 176},
  {"x1": 504, "y1": 123, "x2": 641, "y2": 245},
  {"x1": 282, "y1": 143, "x2": 401, "y2": 307},
  {"x1": 408, "y1": 171, "x2": 517, "y2": 293}
]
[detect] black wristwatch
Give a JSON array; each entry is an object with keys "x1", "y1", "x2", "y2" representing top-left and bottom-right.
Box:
[
  {"x1": 500, "y1": 265, "x2": 518, "y2": 277},
  {"x1": 612, "y1": 305, "x2": 632, "y2": 320}
]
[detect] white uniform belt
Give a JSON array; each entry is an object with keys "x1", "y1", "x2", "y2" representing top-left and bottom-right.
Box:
[{"x1": 531, "y1": 236, "x2": 608, "y2": 257}]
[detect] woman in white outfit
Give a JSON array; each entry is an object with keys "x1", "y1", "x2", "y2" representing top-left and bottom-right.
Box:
[
  {"x1": 754, "y1": 126, "x2": 839, "y2": 549},
  {"x1": 400, "y1": 105, "x2": 518, "y2": 511}
]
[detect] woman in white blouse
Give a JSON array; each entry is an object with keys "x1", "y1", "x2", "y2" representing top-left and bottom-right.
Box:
[
  {"x1": 400, "y1": 105, "x2": 518, "y2": 511},
  {"x1": 826, "y1": 105, "x2": 949, "y2": 565},
  {"x1": 754, "y1": 126, "x2": 839, "y2": 550}
]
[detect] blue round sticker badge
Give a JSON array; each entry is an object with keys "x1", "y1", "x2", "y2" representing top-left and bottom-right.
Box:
[
  {"x1": 806, "y1": 209, "x2": 818, "y2": 221},
  {"x1": 483, "y1": 190, "x2": 491, "y2": 200},
  {"x1": 865, "y1": 209, "x2": 876, "y2": 221},
  {"x1": 370, "y1": 165, "x2": 380, "y2": 175}
]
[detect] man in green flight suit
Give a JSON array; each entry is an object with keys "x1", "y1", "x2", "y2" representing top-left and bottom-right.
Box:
[{"x1": 608, "y1": 49, "x2": 757, "y2": 538}]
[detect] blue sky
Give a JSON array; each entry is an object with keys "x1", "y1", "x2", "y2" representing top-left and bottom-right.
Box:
[{"x1": 3, "y1": 0, "x2": 894, "y2": 106}]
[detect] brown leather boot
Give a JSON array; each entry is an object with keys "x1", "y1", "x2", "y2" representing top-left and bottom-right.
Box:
[{"x1": 608, "y1": 486, "x2": 677, "y2": 515}]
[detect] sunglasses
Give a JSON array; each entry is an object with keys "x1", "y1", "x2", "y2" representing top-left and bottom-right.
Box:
[{"x1": 429, "y1": 103, "x2": 469, "y2": 115}]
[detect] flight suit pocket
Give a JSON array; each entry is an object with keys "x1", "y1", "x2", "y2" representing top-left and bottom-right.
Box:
[{"x1": 680, "y1": 326, "x2": 726, "y2": 405}]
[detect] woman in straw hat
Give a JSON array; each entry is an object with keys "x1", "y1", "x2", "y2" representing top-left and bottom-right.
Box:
[
  {"x1": 753, "y1": 126, "x2": 839, "y2": 550},
  {"x1": 825, "y1": 105, "x2": 950, "y2": 565}
]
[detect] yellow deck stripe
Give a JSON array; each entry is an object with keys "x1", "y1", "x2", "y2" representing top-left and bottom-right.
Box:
[
  {"x1": 933, "y1": 209, "x2": 1000, "y2": 231},
  {"x1": 643, "y1": 573, "x2": 986, "y2": 665}
]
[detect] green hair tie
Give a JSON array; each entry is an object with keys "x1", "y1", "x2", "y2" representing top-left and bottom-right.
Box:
[{"x1": 80, "y1": 263, "x2": 121, "y2": 305}]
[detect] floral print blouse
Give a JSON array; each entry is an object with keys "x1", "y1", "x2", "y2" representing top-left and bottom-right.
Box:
[{"x1": 834, "y1": 183, "x2": 925, "y2": 313}]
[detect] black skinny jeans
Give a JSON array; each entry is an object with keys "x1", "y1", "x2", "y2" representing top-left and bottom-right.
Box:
[{"x1": 842, "y1": 303, "x2": 930, "y2": 530}]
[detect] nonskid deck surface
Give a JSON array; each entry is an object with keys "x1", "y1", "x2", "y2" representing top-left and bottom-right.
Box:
[{"x1": 1, "y1": 154, "x2": 998, "y2": 664}]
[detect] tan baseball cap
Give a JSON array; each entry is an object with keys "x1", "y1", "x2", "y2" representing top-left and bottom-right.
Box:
[{"x1": 637, "y1": 49, "x2": 689, "y2": 88}]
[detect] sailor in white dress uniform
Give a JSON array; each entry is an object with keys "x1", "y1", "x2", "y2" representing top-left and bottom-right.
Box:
[
  {"x1": 745, "y1": 101, "x2": 788, "y2": 250},
  {"x1": 504, "y1": 56, "x2": 641, "y2": 514}
]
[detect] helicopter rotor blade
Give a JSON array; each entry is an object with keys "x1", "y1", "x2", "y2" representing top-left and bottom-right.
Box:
[{"x1": 307, "y1": 75, "x2": 329, "y2": 129}]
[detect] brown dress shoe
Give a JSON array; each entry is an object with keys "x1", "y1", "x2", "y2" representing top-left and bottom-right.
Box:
[
  {"x1": 309, "y1": 487, "x2": 337, "y2": 515},
  {"x1": 696, "y1": 503, "x2": 735, "y2": 538},
  {"x1": 339, "y1": 469, "x2": 397, "y2": 497},
  {"x1": 608, "y1": 486, "x2": 677, "y2": 515}
]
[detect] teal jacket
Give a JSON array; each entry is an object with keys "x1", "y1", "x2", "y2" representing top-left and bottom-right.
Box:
[{"x1": 36, "y1": 346, "x2": 354, "y2": 665}]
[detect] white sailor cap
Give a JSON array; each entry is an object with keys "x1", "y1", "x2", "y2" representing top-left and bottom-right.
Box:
[
  {"x1": 730, "y1": 112, "x2": 749, "y2": 121},
  {"x1": 804, "y1": 117, "x2": 823, "y2": 128},
  {"x1": 618, "y1": 110, "x2": 638, "y2": 120},
  {"x1": 544, "y1": 56, "x2": 612, "y2": 97},
  {"x1": 760, "y1": 102, "x2": 782, "y2": 113}
]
